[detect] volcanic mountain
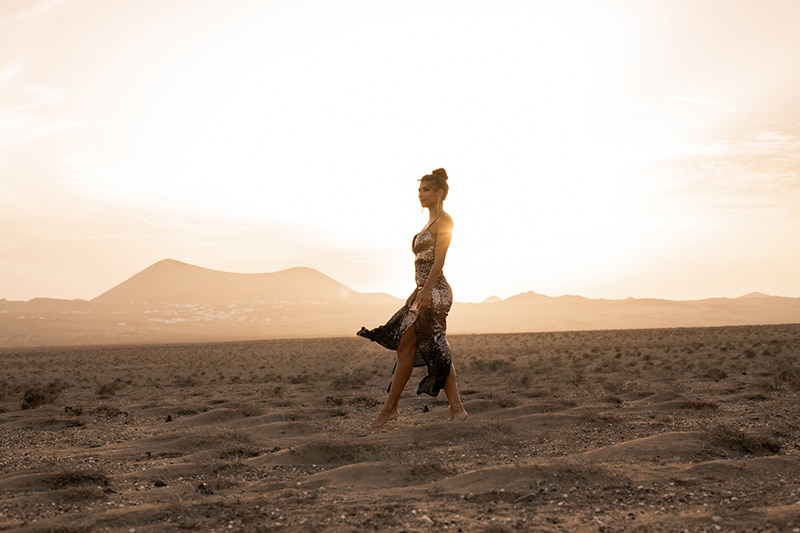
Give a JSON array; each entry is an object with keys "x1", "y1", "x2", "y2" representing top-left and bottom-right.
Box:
[{"x1": 92, "y1": 259, "x2": 394, "y2": 306}]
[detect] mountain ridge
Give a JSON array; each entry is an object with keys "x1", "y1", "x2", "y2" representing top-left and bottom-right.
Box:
[
  {"x1": 3, "y1": 259, "x2": 791, "y2": 306},
  {"x1": 92, "y1": 258, "x2": 396, "y2": 306},
  {"x1": 1, "y1": 259, "x2": 798, "y2": 347}
]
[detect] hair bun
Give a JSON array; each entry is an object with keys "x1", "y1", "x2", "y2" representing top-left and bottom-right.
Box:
[{"x1": 432, "y1": 168, "x2": 448, "y2": 180}]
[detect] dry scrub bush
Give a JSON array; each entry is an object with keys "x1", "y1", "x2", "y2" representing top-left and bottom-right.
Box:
[
  {"x1": 42, "y1": 469, "x2": 113, "y2": 504},
  {"x1": 599, "y1": 378, "x2": 626, "y2": 395},
  {"x1": 406, "y1": 461, "x2": 452, "y2": 480},
  {"x1": 706, "y1": 423, "x2": 782, "y2": 455},
  {"x1": 289, "y1": 372, "x2": 311, "y2": 384},
  {"x1": 773, "y1": 366, "x2": 800, "y2": 392},
  {"x1": 702, "y1": 368, "x2": 728, "y2": 381},
  {"x1": 577, "y1": 411, "x2": 622, "y2": 426},
  {"x1": 348, "y1": 395, "x2": 380, "y2": 408},
  {"x1": 21, "y1": 380, "x2": 70, "y2": 409},
  {"x1": 173, "y1": 375, "x2": 200, "y2": 387},
  {"x1": 676, "y1": 399, "x2": 717, "y2": 410},
  {"x1": 603, "y1": 395, "x2": 624, "y2": 406},
  {"x1": 292, "y1": 440, "x2": 391, "y2": 464},
  {"x1": 567, "y1": 367, "x2": 585, "y2": 386},
  {"x1": 470, "y1": 357, "x2": 515, "y2": 373},
  {"x1": 230, "y1": 401, "x2": 263, "y2": 417},
  {"x1": 201, "y1": 429, "x2": 262, "y2": 460},
  {"x1": 621, "y1": 380, "x2": 653, "y2": 393},
  {"x1": 51, "y1": 469, "x2": 111, "y2": 489},
  {"x1": 330, "y1": 367, "x2": 372, "y2": 390},
  {"x1": 0, "y1": 381, "x2": 11, "y2": 401},
  {"x1": 92, "y1": 405, "x2": 127, "y2": 418},
  {"x1": 467, "y1": 420, "x2": 522, "y2": 451},
  {"x1": 95, "y1": 377, "x2": 128, "y2": 397},
  {"x1": 489, "y1": 392, "x2": 519, "y2": 408}
]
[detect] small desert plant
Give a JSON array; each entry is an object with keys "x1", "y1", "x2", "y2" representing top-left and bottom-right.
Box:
[
  {"x1": 567, "y1": 368, "x2": 585, "y2": 386},
  {"x1": 330, "y1": 368, "x2": 371, "y2": 390},
  {"x1": 348, "y1": 395, "x2": 380, "y2": 408},
  {"x1": 291, "y1": 440, "x2": 390, "y2": 464},
  {"x1": 600, "y1": 378, "x2": 626, "y2": 395},
  {"x1": 603, "y1": 395, "x2": 623, "y2": 406},
  {"x1": 197, "y1": 429, "x2": 262, "y2": 460},
  {"x1": 407, "y1": 460, "x2": 451, "y2": 479},
  {"x1": 470, "y1": 357, "x2": 513, "y2": 373},
  {"x1": 173, "y1": 375, "x2": 199, "y2": 387},
  {"x1": 231, "y1": 401, "x2": 263, "y2": 417},
  {"x1": 21, "y1": 380, "x2": 70, "y2": 409},
  {"x1": 64, "y1": 405, "x2": 83, "y2": 416},
  {"x1": 92, "y1": 405, "x2": 127, "y2": 418},
  {"x1": 677, "y1": 399, "x2": 717, "y2": 410},
  {"x1": 706, "y1": 423, "x2": 782, "y2": 455},
  {"x1": 289, "y1": 372, "x2": 311, "y2": 384},
  {"x1": 490, "y1": 392, "x2": 519, "y2": 408},
  {"x1": 746, "y1": 393, "x2": 769, "y2": 401},
  {"x1": 773, "y1": 367, "x2": 800, "y2": 392},
  {"x1": 483, "y1": 420, "x2": 515, "y2": 436},
  {"x1": 217, "y1": 442, "x2": 261, "y2": 460},
  {"x1": 96, "y1": 378, "x2": 125, "y2": 396},
  {"x1": 578, "y1": 411, "x2": 622, "y2": 425},
  {"x1": 703, "y1": 368, "x2": 728, "y2": 380},
  {"x1": 51, "y1": 469, "x2": 110, "y2": 489}
]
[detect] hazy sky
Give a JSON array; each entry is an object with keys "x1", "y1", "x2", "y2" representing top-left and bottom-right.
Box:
[{"x1": 2, "y1": 0, "x2": 799, "y2": 303}]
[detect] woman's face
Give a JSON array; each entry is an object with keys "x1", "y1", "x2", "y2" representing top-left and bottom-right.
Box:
[{"x1": 418, "y1": 180, "x2": 440, "y2": 208}]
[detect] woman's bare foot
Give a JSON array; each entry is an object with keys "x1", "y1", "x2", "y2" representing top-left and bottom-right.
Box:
[
  {"x1": 370, "y1": 408, "x2": 399, "y2": 429},
  {"x1": 449, "y1": 402, "x2": 469, "y2": 421}
]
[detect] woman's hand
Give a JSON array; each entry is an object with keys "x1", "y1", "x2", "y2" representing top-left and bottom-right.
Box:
[{"x1": 415, "y1": 287, "x2": 433, "y2": 309}]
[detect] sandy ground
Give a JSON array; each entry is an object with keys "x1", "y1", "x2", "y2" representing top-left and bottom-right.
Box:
[{"x1": 1, "y1": 324, "x2": 799, "y2": 532}]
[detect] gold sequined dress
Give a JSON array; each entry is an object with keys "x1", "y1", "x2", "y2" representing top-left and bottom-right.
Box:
[{"x1": 357, "y1": 220, "x2": 453, "y2": 396}]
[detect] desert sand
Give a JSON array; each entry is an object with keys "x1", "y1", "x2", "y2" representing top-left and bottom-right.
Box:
[{"x1": 1, "y1": 324, "x2": 799, "y2": 532}]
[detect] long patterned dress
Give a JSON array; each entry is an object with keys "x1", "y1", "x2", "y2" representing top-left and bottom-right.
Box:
[{"x1": 357, "y1": 220, "x2": 453, "y2": 397}]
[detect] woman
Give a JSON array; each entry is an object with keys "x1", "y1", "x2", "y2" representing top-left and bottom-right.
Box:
[{"x1": 357, "y1": 168, "x2": 469, "y2": 428}]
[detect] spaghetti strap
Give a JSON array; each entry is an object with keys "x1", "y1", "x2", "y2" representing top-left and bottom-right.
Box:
[{"x1": 422, "y1": 217, "x2": 440, "y2": 233}]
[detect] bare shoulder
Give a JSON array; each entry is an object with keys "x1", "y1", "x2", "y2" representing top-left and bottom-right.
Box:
[{"x1": 433, "y1": 212, "x2": 454, "y2": 233}]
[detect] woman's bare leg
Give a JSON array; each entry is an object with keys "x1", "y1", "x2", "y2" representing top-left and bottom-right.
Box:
[
  {"x1": 371, "y1": 327, "x2": 416, "y2": 428},
  {"x1": 443, "y1": 364, "x2": 468, "y2": 421}
]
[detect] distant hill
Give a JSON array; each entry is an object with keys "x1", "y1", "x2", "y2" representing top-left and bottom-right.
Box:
[
  {"x1": 1, "y1": 259, "x2": 798, "y2": 347},
  {"x1": 738, "y1": 291, "x2": 771, "y2": 299},
  {"x1": 451, "y1": 291, "x2": 800, "y2": 334},
  {"x1": 92, "y1": 259, "x2": 394, "y2": 306}
]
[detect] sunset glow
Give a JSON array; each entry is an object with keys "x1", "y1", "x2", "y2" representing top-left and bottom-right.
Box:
[{"x1": 2, "y1": 0, "x2": 799, "y2": 303}]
